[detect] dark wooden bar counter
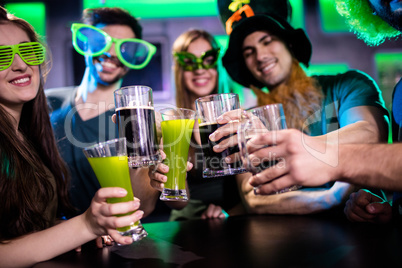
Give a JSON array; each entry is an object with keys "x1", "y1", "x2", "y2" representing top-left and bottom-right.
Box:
[{"x1": 33, "y1": 214, "x2": 402, "y2": 268}]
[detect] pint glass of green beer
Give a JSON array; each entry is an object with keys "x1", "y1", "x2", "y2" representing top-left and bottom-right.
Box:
[
  {"x1": 159, "y1": 108, "x2": 195, "y2": 201},
  {"x1": 83, "y1": 138, "x2": 147, "y2": 241}
]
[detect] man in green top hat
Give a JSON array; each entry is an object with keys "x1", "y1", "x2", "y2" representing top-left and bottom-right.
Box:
[
  {"x1": 212, "y1": 0, "x2": 390, "y2": 215},
  {"x1": 232, "y1": 0, "x2": 402, "y2": 224}
]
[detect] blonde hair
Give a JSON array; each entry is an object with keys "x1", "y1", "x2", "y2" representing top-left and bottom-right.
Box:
[{"x1": 172, "y1": 29, "x2": 222, "y2": 109}]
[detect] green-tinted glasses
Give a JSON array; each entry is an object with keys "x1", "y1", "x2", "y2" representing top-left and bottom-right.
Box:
[
  {"x1": 0, "y1": 42, "x2": 46, "y2": 71},
  {"x1": 71, "y1": 23, "x2": 156, "y2": 69},
  {"x1": 174, "y1": 48, "x2": 220, "y2": 71}
]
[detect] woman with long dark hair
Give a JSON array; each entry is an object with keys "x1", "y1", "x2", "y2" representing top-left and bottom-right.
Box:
[{"x1": 0, "y1": 7, "x2": 143, "y2": 267}]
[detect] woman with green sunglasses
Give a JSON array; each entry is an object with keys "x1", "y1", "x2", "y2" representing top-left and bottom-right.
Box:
[
  {"x1": 0, "y1": 6, "x2": 146, "y2": 267},
  {"x1": 149, "y1": 29, "x2": 245, "y2": 221}
]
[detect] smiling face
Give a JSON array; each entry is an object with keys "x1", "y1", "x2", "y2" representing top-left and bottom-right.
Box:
[
  {"x1": 88, "y1": 24, "x2": 134, "y2": 85},
  {"x1": 242, "y1": 31, "x2": 293, "y2": 89},
  {"x1": 368, "y1": 0, "x2": 402, "y2": 31},
  {"x1": 182, "y1": 38, "x2": 218, "y2": 98},
  {"x1": 0, "y1": 22, "x2": 40, "y2": 115}
]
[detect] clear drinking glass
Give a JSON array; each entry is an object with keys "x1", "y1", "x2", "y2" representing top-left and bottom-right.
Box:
[
  {"x1": 114, "y1": 85, "x2": 161, "y2": 168},
  {"x1": 195, "y1": 93, "x2": 247, "y2": 178},
  {"x1": 238, "y1": 103, "x2": 301, "y2": 194},
  {"x1": 159, "y1": 108, "x2": 196, "y2": 201},
  {"x1": 83, "y1": 138, "x2": 147, "y2": 241}
]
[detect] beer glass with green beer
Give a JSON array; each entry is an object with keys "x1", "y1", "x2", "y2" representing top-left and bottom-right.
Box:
[
  {"x1": 83, "y1": 138, "x2": 147, "y2": 241},
  {"x1": 159, "y1": 108, "x2": 195, "y2": 201}
]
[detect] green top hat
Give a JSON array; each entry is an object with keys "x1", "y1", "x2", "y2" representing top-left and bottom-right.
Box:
[{"x1": 218, "y1": 0, "x2": 312, "y2": 88}]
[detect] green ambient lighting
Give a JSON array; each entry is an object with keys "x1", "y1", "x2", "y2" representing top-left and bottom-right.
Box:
[
  {"x1": 289, "y1": 0, "x2": 304, "y2": 29},
  {"x1": 213, "y1": 34, "x2": 246, "y2": 103},
  {"x1": 373, "y1": 52, "x2": 402, "y2": 143},
  {"x1": 375, "y1": 52, "x2": 402, "y2": 110},
  {"x1": 4, "y1": 2, "x2": 46, "y2": 39},
  {"x1": 83, "y1": 0, "x2": 304, "y2": 23},
  {"x1": 83, "y1": 0, "x2": 217, "y2": 18},
  {"x1": 318, "y1": 0, "x2": 349, "y2": 32},
  {"x1": 306, "y1": 63, "x2": 350, "y2": 76}
]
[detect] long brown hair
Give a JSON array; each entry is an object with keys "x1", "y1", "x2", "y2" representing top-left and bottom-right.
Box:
[
  {"x1": 0, "y1": 7, "x2": 73, "y2": 242},
  {"x1": 173, "y1": 29, "x2": 221, "y2": 109},
  {"x1": 251, "y1": 58, "x2": 323, "y2": 133}
]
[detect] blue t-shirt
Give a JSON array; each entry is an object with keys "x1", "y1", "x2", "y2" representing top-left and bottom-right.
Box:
[
  {"x1": 46, "y1": 87, "x2": 117, "y2": 215},
  {"x1": 391, "y1": 78, "x2": 402, "y2": 218},
  {"x1": 308, "y1": 70, "x2": 389, "y2": 136}
]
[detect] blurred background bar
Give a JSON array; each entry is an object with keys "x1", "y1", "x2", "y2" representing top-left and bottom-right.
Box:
[{"x1": 1, "y1": 0, "x2": 401, "y2": 111}]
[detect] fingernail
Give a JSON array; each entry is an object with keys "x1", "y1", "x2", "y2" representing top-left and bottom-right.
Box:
[
  {"x1": 213, "y1": 145, "x2": 220, "y2": 150},
  {"x1": 124, "y1": 237, "x2": 133, "y2": 244},
  {"x1": 225, "y1": 156, "x2": 231, "y2": 163},
  {"x1": 367, "y1": 204, "x2": 375, "y2": 213},
  {"x1": 253, "y1": 187, "x2": 260, "y2": 195},
  {"x1": 217, "y1": 115, "x2": 223, "y2": 121},
  {"x1": 161, "y1": 164, "x2": 169, "y2": 172},
  {"x1": 119, "y1": 189, "x2": 127, "y2": 195},
  {"x1": 209, "y1": 132, "x2": 216, "y2": 141},
  {"x1": 135, "y1": 210, "x2": 144, "y2": 218},
  {"x1": 133, "y1": 201, "x2": 140, "y2": 208}
]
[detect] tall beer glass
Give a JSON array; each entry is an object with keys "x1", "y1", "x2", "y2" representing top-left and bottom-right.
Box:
[
  {"x1": 114, "y1": 85, "x2": 161, "y2": 168},
  {"x1": 159, "y1": 108, "x2": 195, "y2": 201},
  {"x1": 83, "y1": 138, "x2": 147, "y2": 241},
  {"x1": 196, "y1": 93, "x2": 246, "y2": 178},
  {"x1": 238, "y1": 104, "x2": 301, "y2": 194}
]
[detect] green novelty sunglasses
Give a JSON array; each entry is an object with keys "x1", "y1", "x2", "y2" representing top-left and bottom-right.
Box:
[
  {"x1": 71, "y1": 23, "x2": 156, "y2": 70},
  {"x1": 174, "y1": 48, "x2": 220, "y2": 71},
  {"x1": 0, "y1": 42, "x2": 46, "y2": 71}
]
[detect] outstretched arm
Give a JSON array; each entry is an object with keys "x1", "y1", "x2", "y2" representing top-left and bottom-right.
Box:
[
  {"x1": 316, "y1": 105, "x2": 389, "y2": 144},
  {"x1": 247, "y1": 130, "x2": 402, "y2": 193},
  {"x1": 0, "y1": 187, "x2": 143, "y2": 268},
  {"x1": 238, "y1": 105, "x2": 388, "y2": 212}
]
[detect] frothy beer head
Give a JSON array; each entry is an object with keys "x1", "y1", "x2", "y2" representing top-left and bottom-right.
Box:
[{"x1": 115, "y1": 105, "x2": 154, "y2": 111}]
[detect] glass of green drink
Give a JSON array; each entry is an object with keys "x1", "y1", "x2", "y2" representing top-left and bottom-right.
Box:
[
  {"x1": 159, "y1": 108, "x2": 196, "y2": 201},
  {"x1": 83, "y1": 137, "x2": 147, "y2": 242}
]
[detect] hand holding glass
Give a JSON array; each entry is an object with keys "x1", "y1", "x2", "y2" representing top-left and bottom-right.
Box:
[
  {"x1": 196, "y1": 93, "x2": 246, "y2": 178},
  {"x1": 159, "y1": 108, "x2": 195, "y2": 201},
  {"x1": 238, "y1": 104, "x2": 301, "y2": 194},
  {"x1": 83, "y1": 138, "x2": 147, "y2": 241}
]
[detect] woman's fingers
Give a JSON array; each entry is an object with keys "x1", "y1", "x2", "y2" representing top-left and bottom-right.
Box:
[
  {"x1": 99, "y1": 199, "x2": 141, "y2": 217},
  {"x1": 94, "y1": 187, "x2": 130, "y2": 202},
  {"x1": 148, "y1": 162, "x2": 169, "y2": 191}
]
